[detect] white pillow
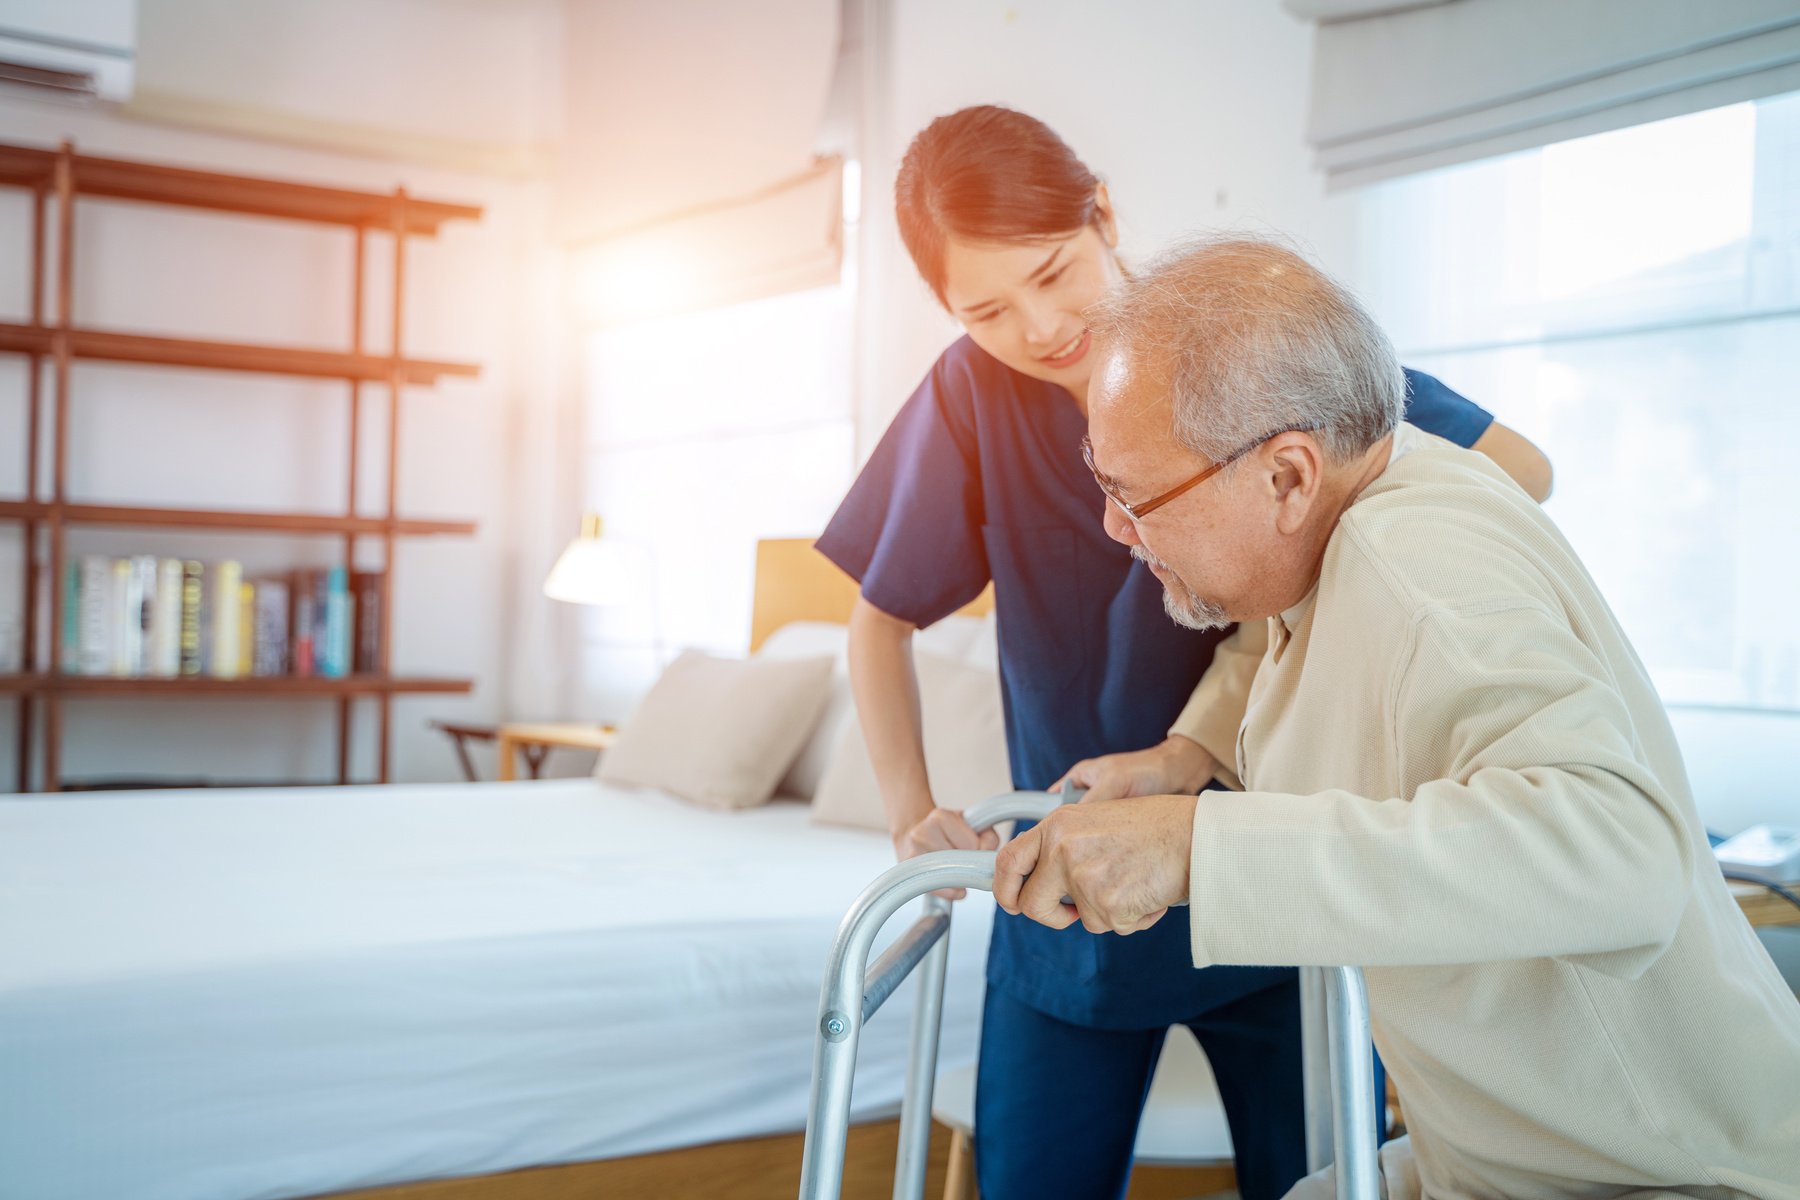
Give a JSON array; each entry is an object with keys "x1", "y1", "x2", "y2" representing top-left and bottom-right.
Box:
[
  {"x1": 756, "y1": 613, "x2": 995, "y2": 801},
  {"x1": 810, "y1": 650, "x2": 1013, "y2": 833},
  {"x1": 597, "y1": 648, "x2": 834, "y2": 810},
  {"x1": 756, "y1": 622, "x2": 852, "y2": 799}
]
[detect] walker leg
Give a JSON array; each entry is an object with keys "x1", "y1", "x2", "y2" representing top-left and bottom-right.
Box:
[
  {"x1": 1299, "y1": 965, "x2": 1334, "y2": 1171},
  {"x1": 894, "y1": 896, "x2": 952, "y2": 1200},
  {"x1": 1324, "y1": 967, "x2": 1379, "y2": 1200}
]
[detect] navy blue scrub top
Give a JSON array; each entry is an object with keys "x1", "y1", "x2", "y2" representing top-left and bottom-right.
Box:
[{"x1": 816, "y1": 336, "x2": 1493, "y2": 1030}]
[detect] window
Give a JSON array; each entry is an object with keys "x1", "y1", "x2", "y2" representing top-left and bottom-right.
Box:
[
  {"x1": 1358, "y1": 93, "x2": 1800, "y2": 715},
  {"x1": 571, "y1": 281, "x2": 856, "y2": 718}
]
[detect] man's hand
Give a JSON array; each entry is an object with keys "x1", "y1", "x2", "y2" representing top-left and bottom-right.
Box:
[
  {"x1": 993, "y1": 795, "x2": 1197, "y2": 935},
  {"x1": 895, "y1": 807, "x2": 1000, "y2": 900},
  {"x1": 1057, "y1": 735, "x2": 1219, "y2": 803}
]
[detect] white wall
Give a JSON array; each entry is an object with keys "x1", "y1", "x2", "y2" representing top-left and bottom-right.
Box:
[{"x1": 0, "y1": 3, "x2": 574, "y2": 788}]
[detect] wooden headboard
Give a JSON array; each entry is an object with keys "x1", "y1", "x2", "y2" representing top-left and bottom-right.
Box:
[{"x1": 748, "y1": 539, "x2": 993, "y2": 651}]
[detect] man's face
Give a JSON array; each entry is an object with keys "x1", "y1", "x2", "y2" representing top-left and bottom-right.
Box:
[{"x1": 1086, "y1": 347, "x2": 1288, "y2": 629}]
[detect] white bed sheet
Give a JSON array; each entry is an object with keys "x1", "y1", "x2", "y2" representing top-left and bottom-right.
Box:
[{"x1": 0, "y1": 780, "x2": 995, "y2": 1200}]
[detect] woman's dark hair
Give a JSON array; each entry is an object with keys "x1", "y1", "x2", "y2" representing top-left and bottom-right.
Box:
[{"x1": 895, "y1": 105, "x2": 1102, "y2": 305}]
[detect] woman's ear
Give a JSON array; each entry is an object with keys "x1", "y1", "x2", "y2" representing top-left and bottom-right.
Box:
[{"x1": 1093, "y1": 183, "x2": 1119, "y2": 249}]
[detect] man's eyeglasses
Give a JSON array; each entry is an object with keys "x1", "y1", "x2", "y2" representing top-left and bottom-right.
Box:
[{"x1": 1080, "y1": 424, "x2": 1320, "y2": 522}]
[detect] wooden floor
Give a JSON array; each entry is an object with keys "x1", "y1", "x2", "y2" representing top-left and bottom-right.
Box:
[{"x1": 319, "y1": 1118, "x2": 1236, "y2": 1200}]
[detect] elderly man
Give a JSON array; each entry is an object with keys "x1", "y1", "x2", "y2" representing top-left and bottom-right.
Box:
[{"x1": 993, "y1": 237, "x2": 1800, "y2": 1197}]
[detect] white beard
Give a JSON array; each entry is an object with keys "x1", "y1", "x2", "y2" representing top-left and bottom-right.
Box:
[{"x1": 1133, "y1": 546, "x2": 1232, "y2": 631}]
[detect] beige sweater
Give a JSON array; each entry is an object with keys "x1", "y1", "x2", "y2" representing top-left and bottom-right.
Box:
[{"x1": 1170, "y1": 424, "x2": 1800, "y2": 1198}]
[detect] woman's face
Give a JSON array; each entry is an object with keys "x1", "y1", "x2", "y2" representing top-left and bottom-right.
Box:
[{"x1": 939, "y1": 194, "x2": 1122, "y2": 399}]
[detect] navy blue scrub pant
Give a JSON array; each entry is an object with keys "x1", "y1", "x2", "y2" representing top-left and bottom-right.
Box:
[{"x1": 973, "y1": 974, "x2": 1382, "y2": 1200}]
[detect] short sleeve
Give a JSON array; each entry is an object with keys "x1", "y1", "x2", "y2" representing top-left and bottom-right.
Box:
[
  {"x1": 814, "y1": 351, "x2": 992, "y2": 627},
  {"x1": 1400, "y1": 368, "x2": 1493, "y2": 449}
]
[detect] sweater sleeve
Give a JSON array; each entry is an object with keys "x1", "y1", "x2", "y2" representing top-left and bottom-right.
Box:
[
  {"x1": 1167, "y1": 619, "x2": 1269, "y2": 791},
  {"x1": 1185, "y1": 601, "x2": 1693, "y2": 978}
]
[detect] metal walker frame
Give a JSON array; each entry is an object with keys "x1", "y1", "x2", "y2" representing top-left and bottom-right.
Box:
[{"x1": 798, "y1": 789, "x2": 1380, "y2": 1200}]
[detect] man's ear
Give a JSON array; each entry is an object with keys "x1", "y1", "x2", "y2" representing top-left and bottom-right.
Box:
[{"x1": 1265, "y1": 433, "x2": 1325, "y2": 534}]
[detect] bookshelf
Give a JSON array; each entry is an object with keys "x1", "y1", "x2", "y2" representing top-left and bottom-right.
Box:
[{"x1": 1, "y1": 140, "x2": 482, "y2": 792}]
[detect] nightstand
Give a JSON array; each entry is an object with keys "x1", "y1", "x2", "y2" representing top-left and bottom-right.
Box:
[{"x1": 495, "y1": 722, "x2": 618, "y2": 782}]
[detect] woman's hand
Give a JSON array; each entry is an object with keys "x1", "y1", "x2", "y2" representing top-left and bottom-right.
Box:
[
  {"x1": 1057, "y1": 734, "x2": 1219, "y2": 804},
  {"x1": 894, "y1": 807, "x2": 1001, "y2": 900}
]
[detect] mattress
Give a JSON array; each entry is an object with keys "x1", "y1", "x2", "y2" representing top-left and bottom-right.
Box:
[{"x1": 0, "y1": 779, "x2": 995, "y2": 1200}]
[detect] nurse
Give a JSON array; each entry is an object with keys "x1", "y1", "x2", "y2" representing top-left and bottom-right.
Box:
[{"x1": 814, "y1": 106, "x2": 1552, "y2": 1200}]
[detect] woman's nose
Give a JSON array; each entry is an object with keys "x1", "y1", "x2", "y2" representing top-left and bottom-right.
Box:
[{"x1": 1017, "y1": 299, "x2": 1061, "y2": 348}]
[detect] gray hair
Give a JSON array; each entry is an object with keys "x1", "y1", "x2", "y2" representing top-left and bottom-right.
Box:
[{"x1": 1086, "y1": 236, "x2": 1404, "y2": 465}]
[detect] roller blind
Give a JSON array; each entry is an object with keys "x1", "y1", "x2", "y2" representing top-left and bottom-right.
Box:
[
  {"x1": 1290, "y1": 0, "x2": 1800, "y2": 189},
  {"x1": 569, "y1": 156, "x2": 844, "y2": 327}
]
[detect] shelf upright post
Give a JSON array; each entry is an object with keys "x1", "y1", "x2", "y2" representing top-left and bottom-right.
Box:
[
  {"x1": 15, "y1": 184, "x2": 47, "y2": 792},
  {"x1": 337, "y1": 225, "x2": 367, "y2": 786},
  {"x1": 378, "y1": 190, "x2": 408, "y2": 784},
  {"x1": 44, "y1": 141, "x2": 76, "y2": 793}
]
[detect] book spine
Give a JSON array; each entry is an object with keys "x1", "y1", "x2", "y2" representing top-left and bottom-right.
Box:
[
  {"x1": 150, "y1": 559, "x2": 183, "y2": 677},
  {"x1": 320, "y1": 566, "x2": 350, "y2": 678},
  {"x1": 60, "y1": 560, "x2": 81, "y2": 672},
  {"x1": 253, "y1": 580, "x2": 289, "y2": 676},
  {"x1": 210, "y1": 560, "x2": 242, "y2": 679},
  {"x1": 236, "y1": 581, "x2": 255, "y2": 677},
  {"x1": 131, "y1": 555, "x2": 157, "y2": 676},
  {"x1": 351, "y1": 570, "x2": 384, "y2": 674},
  {"x1": 291, "y1": 569, "x2": 316, "y2": 678},
  {"x1": 108, "y1": 558, "x2": 135, "y2": 676},
  {"x1": 79, "y1": 556, "x2": 112, "y2": 675},
  {"x1": 179, "y1": 560, "x2": 204, "y2": 676}
]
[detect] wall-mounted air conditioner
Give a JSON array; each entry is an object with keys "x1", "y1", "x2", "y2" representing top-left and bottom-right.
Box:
[{"x1": 0, "y1": 0, "x2": 136, "y2": 104}]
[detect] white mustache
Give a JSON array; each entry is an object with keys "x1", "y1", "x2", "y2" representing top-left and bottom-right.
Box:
[{"x1": 1131, "y1": 545, "x2": 1172, "y2": 572}]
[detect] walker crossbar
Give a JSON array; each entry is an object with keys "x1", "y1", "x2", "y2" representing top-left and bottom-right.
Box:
[{"x1": 797, "y1": 790, "x2": 1381, "y2": 1200}]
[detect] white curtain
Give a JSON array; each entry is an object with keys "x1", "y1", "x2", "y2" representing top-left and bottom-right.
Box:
[{"x1": 1290, "y1": 0, "x2": 1800, "y2": 189}]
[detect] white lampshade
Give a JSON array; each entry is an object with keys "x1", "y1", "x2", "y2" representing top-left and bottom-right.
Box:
[{"x1": 544, "y1": 513, "x2": 639, "y2": 606}]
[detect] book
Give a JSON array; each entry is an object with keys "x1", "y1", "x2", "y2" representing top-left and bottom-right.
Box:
[
  {"x1": 110, "y1": 558, "x2": 137, "y2": 676},
  {"x1": 236, "y1": 581, "x2": 255, "y2": 677},
  {"x1": 148, "y1": 559, "x2": 182, "y2": 677},
  {"x1": 76, "y1": 555, "x2": 111, "y2": 675},
  {"x1": 252, "y1": 579, "x2": 289, "y2": 676},
  {"x1": 60, "y1": 560, "x2": 81, "y2": 672},
  {"x1": 291, "y1": 568, "x2": 317, "y2": 677},
  {"x1": 130, "y1": 555, "x2": 157, "y2": 676},
  {"x1": 320, "y1": 566, "x2": 351, "y2": 678},
  {"x1": 179, "y1": 561, "x2": 204, "y2": 676},
  {"x1": 209, "y1": 561, "x2": 242, "y2": 678},
  {"x1": 351, "y1": 570, "x2": 385, "y2": 674}
]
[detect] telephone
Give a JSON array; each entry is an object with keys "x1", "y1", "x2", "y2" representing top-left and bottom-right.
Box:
[{"x1": 1714, "y1": 825, "x2": 1800, "y2": 886}]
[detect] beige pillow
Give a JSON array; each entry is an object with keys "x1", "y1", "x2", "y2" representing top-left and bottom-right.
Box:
[
  {"x1": 598, "y1": 649, "x2": 834, "y2": 810},
  {"x1": 810, "y1": 651, "x2": 1013, "y2": 832}
]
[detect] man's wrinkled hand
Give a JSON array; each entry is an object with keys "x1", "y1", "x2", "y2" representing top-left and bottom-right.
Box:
[
  {"x1": 1055, "y1": 735, "x2": 1218, "y2": 804},
  {"x1": 992, "y1": 795, "x2": 1197, "y2": 935},
  {"x1": 895, "y1": 807, "x2": 999, "y2": 900}
]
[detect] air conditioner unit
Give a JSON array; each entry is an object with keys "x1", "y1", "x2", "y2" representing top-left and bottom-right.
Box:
[{"x1": 0, "y1": 0, "x2": 136, "y2": 104}]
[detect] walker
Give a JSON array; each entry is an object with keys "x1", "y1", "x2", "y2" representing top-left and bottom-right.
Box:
[{"x1": 797, "y1": 787, "x2": 1381, "y2": 1200}]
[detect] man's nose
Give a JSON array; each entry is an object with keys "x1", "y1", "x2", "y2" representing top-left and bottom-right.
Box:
[{"x1": 1102, "y1": 501, "x2": 1138, "y2": 547}]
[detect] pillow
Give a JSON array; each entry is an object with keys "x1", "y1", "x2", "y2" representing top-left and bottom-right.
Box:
[
  {"x1": 756, "y1": 613, "x2": 995, "y2": 801},
  {"x1": 756, "y1": 622, "x2": 852, "y2": 799},
  {"x1": 810, "y1": 650, "x2": 1012, "y2": 833},
  {"x1": 597, "y1": 648, "x2": 834, "y2": 810}
]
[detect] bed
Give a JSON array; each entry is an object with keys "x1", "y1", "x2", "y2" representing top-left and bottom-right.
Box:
[{"x1": 0, "y1": 541, "x2": 1000, "y2": 1200}]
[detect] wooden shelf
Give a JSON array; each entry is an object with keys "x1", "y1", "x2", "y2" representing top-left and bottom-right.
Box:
[
  {"x1": 0, "y1": 143, "x2": 481, "y2": 235},
  {"x1": 0, "y1": 500, "x2": 474, "y2": 537},
  {"x1": 0, "y1": 322, "x2": 479, "y2": 385},
  {"x1": 0, "y1": 674, "x2": 472, "y2": 697}
]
